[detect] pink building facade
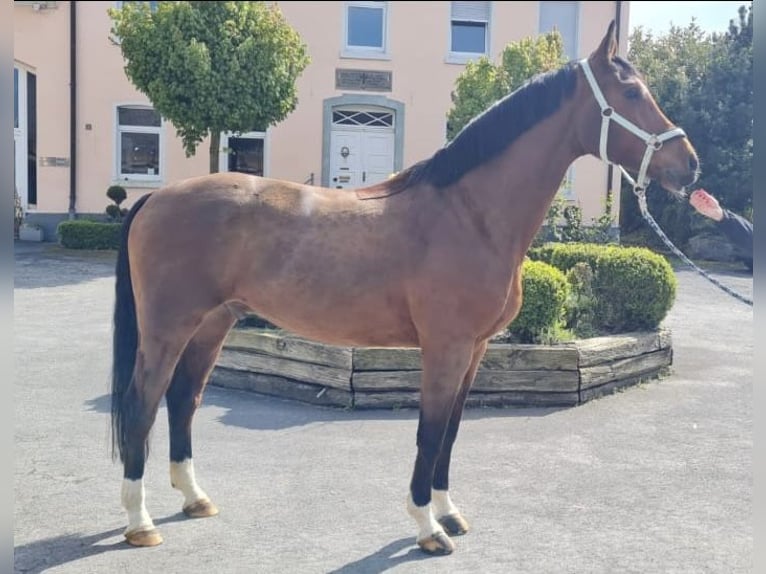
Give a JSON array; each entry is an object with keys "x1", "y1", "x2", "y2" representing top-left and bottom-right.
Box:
[{"x1": 13, "y1": 1, "x2": 629, "y2": 240}]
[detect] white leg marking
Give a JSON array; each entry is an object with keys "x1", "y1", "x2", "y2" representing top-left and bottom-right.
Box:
[
  {"x1": 406, "y1": 493, "x2": 445, "y2": 542},
  {"x1": 121, "y1": 479, "x2": 155, "y2": 535},
  {"x1": 431, "y1": 489, "x2": 460, "y2": 519},
  {"x1": 170, "y1": 459, "x2": 210, "y2": 507}
]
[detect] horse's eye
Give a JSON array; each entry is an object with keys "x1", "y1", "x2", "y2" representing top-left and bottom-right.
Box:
[{"x1": 625, "y1": 87, "x2": 642, "y2": 101}]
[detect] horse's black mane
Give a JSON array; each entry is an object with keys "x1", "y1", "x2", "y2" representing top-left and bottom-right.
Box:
[{"x1": 390, "y1": 61, "x2": 581, "y2": 191}]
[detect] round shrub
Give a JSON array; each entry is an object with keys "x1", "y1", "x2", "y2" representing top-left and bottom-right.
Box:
[
  {"x1": 107, "y1": 185, "x2": 128, "y2": 205},
  {"x1": 564, "y1": 261, "x2": 597, "y2": 338},
  {"x1": 105, "y1": 204, "x2": 123, "y2": 220},
  {"x1": 528, "y1": 242, "x2": 677, "y2": 335},
  {"x1": 591, "y1": 246, "x2": 677, "y2": 332},
  {"x1": 528, "y1": 242, "x2": 603, "y2": 273},
  {"x1": 508, "y1": 259, "x2": 570, "y2": 343}
]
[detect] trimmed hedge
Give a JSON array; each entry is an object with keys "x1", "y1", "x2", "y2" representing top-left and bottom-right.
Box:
[
  {"x1": 528, "y1": 242, "x2": 603, "y2": 274},
  {"x1": 527, "y1": 242, "x2": 677, "y2": 333},
  {"x1": 591, "y1": 247, "x2": 677, "y2": 331},
  {"x1": 58, "y1": 220, "x2": 122, "y2": 250},
  {"x1": 509, "y1": 259, "x2": 569, "y2": 343}
]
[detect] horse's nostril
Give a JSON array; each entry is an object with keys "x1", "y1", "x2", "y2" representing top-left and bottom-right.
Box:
[{"x1": 689, "y1": 155, "x2": 699, "y2": 172}]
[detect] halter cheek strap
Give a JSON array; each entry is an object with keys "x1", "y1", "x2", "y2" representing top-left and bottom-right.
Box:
[
  {"x1": 580, "y1": 60, "x2": 752, "y2": 308},
  {"x1": 578, "y1": 58, "x2": 686, "y2": 205}
]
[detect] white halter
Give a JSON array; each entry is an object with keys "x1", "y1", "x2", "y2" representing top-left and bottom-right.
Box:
[{"x1": 578, "y1": 58, "x2": 687, "y2": 205}]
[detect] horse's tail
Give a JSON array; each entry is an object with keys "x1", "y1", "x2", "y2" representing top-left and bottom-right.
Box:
[{"x1": 111, "y1": 192, "x2": 153, "y2": 463}]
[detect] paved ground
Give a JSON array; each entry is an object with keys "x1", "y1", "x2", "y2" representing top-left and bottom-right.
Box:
[{"x1": 13, "y1": 242, "x2": 752, "y2": 574}]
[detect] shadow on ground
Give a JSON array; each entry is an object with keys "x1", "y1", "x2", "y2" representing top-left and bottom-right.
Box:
[
  {"x1": 85, "y1": 384, "x2": 565, "y2": 432},
  {"x1": 13, "y1": 513, "x2": 187, "y2": 574},
  {"x1": 325, "y1": 537, "x2": 433, "y2": 574}
]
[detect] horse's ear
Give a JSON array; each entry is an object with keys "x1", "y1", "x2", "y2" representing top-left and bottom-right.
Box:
[{"x1": 594, "y1": 20, "x2": 618, "y2": 63}]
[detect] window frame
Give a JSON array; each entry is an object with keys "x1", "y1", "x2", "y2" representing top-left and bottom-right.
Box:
[
  {"x1": 447, "y1": 1, "x2": 491, "y2": 63},
  {"x1": 341, "y1": 1, "x2": 390, "y2": 61},
  {"x1": 111, "y1": 2, "x2": 159, "y2": 45},
  {"x1": 114, "y1": 103, "x2": 164, "y2": 186},
  {"x1": 114, "y1": 1, "x2": 159, "y2": 11},
  {"x1": 538, "y1": 1, "x2": 580, "y2": 62},
  {"x1": 218, "y1": 130, "x2": 270, "y2": 178}
]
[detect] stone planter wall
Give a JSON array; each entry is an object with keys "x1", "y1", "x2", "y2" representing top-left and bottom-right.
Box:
[{"x1": 210, "y1": 328, "x2": 673, "y2": 410}]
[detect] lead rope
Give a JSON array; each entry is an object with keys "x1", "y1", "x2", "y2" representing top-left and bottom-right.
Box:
[
  {"x1": 578, "y1": 58, "x2": 753, "y2": 308},
  {"x1": 620, "y1": 167, "x2": 753, "y2": 307}
]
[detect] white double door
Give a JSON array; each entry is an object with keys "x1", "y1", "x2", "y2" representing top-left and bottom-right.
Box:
[{"x1": 329, "y1": 128, "x2": 394, "y2": 190}]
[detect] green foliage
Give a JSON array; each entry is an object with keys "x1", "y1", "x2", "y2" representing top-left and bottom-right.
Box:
[
  {"x1": 591, "y1": 247, "x2": 677, "y2": 332},
  {"x1": 14, "y1": 189, "x2": 24, "y2": 239},
  {"x1": 527, "y1": 243, "x2": 677, "y2": 334},
  {"x1": 564, "y1": 262, "x2": 597, "y2": 338},
  {"x1": 561, "y1": 204, "x2": 584, "y2": 242},
  {"x1": 531, "y1": 195, "x2": 566, "y2": 247},
  {"x1": 106, "y1": 205, "x2": 125, "y2": 221},
  {"x1": 109, "y1": 1, "x2": 310, "y2": 170},
  {"x1": 623, "y1": 3, "x2": 752, "y2": 247},
  {"x1": 106, "y1": 185, "x2": 129, "y2": 222},
  {"x1": 531, "y1": 186, "x2": 616, "y2": 248},
  {"x1": 58, "y1": 220, "x2": 123, "y2": 250},
  {"x1": 508, "y1": 259, "x2": 570, "y2": 344},
  {"x1": 446, "y1": 31, "x2": 567, "y2": 140},
  {"x1": 107, "y1": 185, "x2": 128, "y2": 206},
  {"x1": 528, "y1": 242, "x2": 604, "y2": 273}
]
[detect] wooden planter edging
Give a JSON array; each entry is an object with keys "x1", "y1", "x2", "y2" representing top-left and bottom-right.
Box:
[{"x1": 210, "y1": 328, "x2": 673, "y2": 410}]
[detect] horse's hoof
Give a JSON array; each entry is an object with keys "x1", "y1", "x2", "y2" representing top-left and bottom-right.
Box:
[
  {"x1": 417, "y1": 531, "x2": 455, "y2": 556},
  {"x1": 438, "y1": 513, "x2": 470, "y2": 536},
  {"x1": 125, "y1": 528, "x2": 163, "y2": 547},
  {"x1": 183, "y1": 499, "x2": 219, "y2": 518}
]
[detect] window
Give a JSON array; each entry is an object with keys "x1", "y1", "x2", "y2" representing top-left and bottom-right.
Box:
[
  {"x1": 112, "y1": 2, "x2": 159, "y2": 44},
  {"x1": 115, "y1": 1, "x2": 159, "y2": 11},
  {"x1": 344, "y1": 1, "x2": 387, "y2": 57},
  {"x1": 116, "y1": 105, "x2": 162, "y2": 182},
  {"x1": 332, "y1": 109, "x2": 394, "y2": 128},
  {"x1": 539, "y1": 1, "x2": 579, "y2": 61},
  {"x1": 221, "y1": 132, "x2": 268, "y2": 177},
  {"x1": 450, "y1": 1, "x2": 490, "y2": 58}
]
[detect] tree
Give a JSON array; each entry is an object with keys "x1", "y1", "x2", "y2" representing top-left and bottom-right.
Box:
[
  {"x1": 109, "y1": 1, "x2": 310, "y2": 173},
  {"x1": 447, "y1": 31, "x2": 617, "y2": 245},
  {"x1": 446, "y1": 31, "x2": 567, "y2": 140},
  {"x1": 623, "y1": 3, "x2": 752, "y2": 247},
  {"x1": 693, "y1": 4, "x2": 753, "y2": 214},
  {"x1": 621, "y1": 21, "x2": 713, "y2": 243}
]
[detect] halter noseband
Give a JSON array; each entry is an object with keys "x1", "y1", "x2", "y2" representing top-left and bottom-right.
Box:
[{"x1": 579, "y1": 58, "x2": 687, "y2": 209}]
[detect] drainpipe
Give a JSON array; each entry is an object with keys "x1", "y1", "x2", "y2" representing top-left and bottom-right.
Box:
[{"x1": 68, "y1": 0, "x2": 77, "y2": 219}]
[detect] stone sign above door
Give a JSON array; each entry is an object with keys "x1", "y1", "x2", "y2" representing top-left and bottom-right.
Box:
[{"x1": 335, "y1": 69, "x2": 392, "y2": 92}]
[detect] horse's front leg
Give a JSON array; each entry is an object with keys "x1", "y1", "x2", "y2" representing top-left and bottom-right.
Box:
[
  {"x1": 407, "y1": 338, "x2": 476, "y2": 556},
  {"x1": 431, "y1": 339, "x2": 488, "y2": 537}
]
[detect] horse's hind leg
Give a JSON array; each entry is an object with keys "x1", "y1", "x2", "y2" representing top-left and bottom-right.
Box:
[
  {"x1": 121, "y1": 330, "x2": 196, "y2": 547},
  {"x1": 407, "y1": 338, "x2": 476, "y2": 556},
  {"x1": 431, "y1": 339, "x2": 488, "y2": 537},
  {"x1": 166, "y1": 304, "x2": 236, "y2": 518}
]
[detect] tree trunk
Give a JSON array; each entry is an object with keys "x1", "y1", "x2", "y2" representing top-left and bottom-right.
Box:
[{"x1": 209, "y1": 131, "x2": 220, "y2": 174}]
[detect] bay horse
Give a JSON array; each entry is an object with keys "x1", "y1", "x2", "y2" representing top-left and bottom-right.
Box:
[{"x1": 110, "y1": 21, "x2": 699, "y2": 555}]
